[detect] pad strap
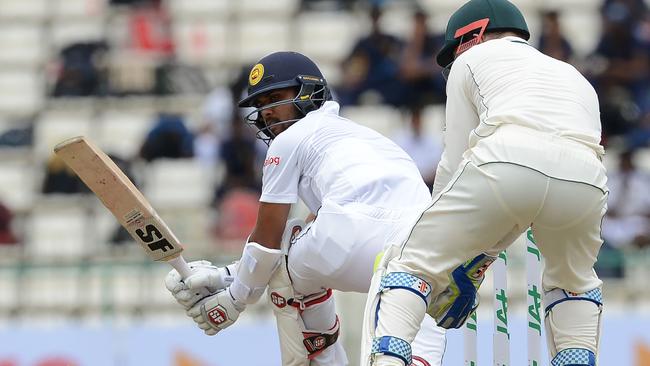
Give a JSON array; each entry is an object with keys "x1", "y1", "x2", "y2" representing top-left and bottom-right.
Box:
[
  {"x1": 544, "y1": 288, "x2": 603, "y2": 315},
  {"x1": 551, "y1": 348, "x2": 596, "y2": 366},
  {"x1": 290, "y1": 289, "x2": 333, "y2": 312},
  {"x1": 371, "y1": 336, "x2": 412, "y2": 366},
  {"x1": 380, "y1": 272, "x2": 432, "y2": 305},
  {"x1": 303, "y1": 316, "x2": 341, "y2": 359}
]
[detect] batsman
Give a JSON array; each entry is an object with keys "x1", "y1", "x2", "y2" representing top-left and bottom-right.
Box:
[
  {"x1": 164, "y1": 51, "x2": 447, "y2": 365},
  {"x1": 362, "y1": 1, "x2": 607, "y2": 365}
]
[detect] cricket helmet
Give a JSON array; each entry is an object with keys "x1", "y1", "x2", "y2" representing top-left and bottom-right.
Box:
[
  {"x1": 238, "y1": 51, "x2": 330, "y2": 144},
  {"x1": 436, "y1": 0, "x2": 530, "y2": 67}
]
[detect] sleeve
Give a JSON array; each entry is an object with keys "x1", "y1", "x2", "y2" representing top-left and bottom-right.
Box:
[
  {"x1": 259, "y1": 133, "x2": 303, "y2": 204},
  {"x1": 432, "y1": 60, "x2": 480, "y2": 197}
]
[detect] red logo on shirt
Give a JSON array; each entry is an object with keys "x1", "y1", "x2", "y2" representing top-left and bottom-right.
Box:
[{"x1": 264, "y1": 156, "x2": 281, "y2": 166}]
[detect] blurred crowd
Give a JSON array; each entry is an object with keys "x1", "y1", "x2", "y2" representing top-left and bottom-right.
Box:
[{"x1": 1, "y1": 0, "x2": 650, "y2": 279}]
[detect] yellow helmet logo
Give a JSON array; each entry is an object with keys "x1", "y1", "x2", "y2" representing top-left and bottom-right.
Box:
[{"x1": 249, "y1": 63, "x2": 264, "y2": 86}]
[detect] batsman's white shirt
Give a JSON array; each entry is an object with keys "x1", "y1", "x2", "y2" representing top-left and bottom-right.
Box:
[
  {"x1": 261, "y1": 100, "x2": 430, "y2": 290},
  {"x1": 261, "y1": 101, "x2": 444, "y2": 363},
  {"x1": 261, "y1": 101, "x2": 429, "y2": 214}
]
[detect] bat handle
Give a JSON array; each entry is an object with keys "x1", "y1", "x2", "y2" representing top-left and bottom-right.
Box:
[{"x1": 167, "y1": 255, "x2": 193, "y2": 280}]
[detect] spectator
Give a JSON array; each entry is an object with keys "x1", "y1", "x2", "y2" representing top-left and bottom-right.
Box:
[
  {"x1": 0, "y1": 120, "x2": 32, "y2": 148},
  {"x1": 537, "y1": 10, "x2": 574, "y2": 63},
  {"x1": 213, "y1": 118, "x2": 262, "y2": 206},
  {"x1": 194, "y1": 86, "x2": 236, "y2": 169},
  {"x1": 213, "y1": 188, "x2": 260, "y2": 242},
  {"x1": 300, "y1": 0, "x2": 357, "y2": 11},
  {"x1": 127, "y1": 0, "x2": 174, "y2": 57},
  {"x1": 602, "y1": 149, "x2": 650, "y2": 250},
  {"x1": 52, "y1": 42, "x2": 109, "y2": 97},
  {"x1": 42, "y1": 155, "x2": 89, "y2": 194},
  {"x1": 337, "y1": 5, "x2": 407, "y2": 106},
  {"x1": 391, "y1": 107, "x2": 443, "y2": 191},
  {"x1": 139, "y1": 113, "x2": 194, "y2": 162},
  {"x1": 0, "y1": 201, "x2": 17, "y2": 245},
  {"x1": 399, "y1": 8, "x2": 446, "y2": 106},
  {"x1": 624, "y1": 112, "x2": 650, "y2": 149},
  {"x1": 586, "y1": 0, "x2": 650, "y2": 140}
]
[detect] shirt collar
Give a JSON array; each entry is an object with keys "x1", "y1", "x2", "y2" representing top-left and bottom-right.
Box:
[
  {"x1": 307, "y1": 100, "x2": 340, "y2": 118},
  {"x1": 501, "y1": 35, "x2": 529, "y2": 45}
]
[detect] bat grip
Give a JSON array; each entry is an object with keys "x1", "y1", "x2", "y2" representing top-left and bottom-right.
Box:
[{"x1": 167, "y1": 255, "x2": 193, "y2": 279}]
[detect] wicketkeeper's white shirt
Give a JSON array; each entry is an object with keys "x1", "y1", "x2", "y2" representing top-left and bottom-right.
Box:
[{"x1": 436, "y1": 36, "x2": 607, "y2": 196}]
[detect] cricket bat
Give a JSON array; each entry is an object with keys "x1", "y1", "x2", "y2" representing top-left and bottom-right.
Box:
[{"x1": 54, "y1": 136, "x2": 193, "y2": 279}]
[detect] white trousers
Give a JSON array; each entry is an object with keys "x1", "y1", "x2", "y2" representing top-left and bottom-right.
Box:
[
  {"x1": 288, "y1": 201, "x2": 447, "y2": 365},
  {"x1": 389, "y1": 160, "x2": 607, "y2": 301}
]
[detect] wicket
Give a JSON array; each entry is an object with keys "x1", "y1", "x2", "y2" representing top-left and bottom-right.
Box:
[{"x1": 463, "y1": 228, "x2": 543, "y2": 366}]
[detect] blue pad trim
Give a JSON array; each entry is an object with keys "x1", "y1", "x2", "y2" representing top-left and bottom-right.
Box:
[
  {"x1": 371, "y1": 336, "x2": 412, "y2": 366},
  {"x1": 545, "y1": 288, "x2": 603, "y2": 314},
  {"x1": 379, "y1": 272, "x2": 432, "y2": 305},
  {"x1": 552, "y1": 348, "x2": 596, "y2": 366}
]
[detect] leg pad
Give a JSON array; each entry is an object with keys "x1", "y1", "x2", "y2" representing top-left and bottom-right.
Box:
[
  {"x1": 380, "y1": 272, "x2": 432, "y2": 305},
  {"x1": 371, "y1": 336, "x2": 412, "y2": 366},
  {"x1": 551, "y1": 348, "x2": 596, "y2": 366}
]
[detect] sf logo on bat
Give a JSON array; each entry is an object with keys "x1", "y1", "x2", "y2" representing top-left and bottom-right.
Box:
[{"x1": 135, "y1": 224, "x2": 175, "y2": 253}]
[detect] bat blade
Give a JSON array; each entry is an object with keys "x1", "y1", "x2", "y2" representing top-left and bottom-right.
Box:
[{"x1": 54, "y1": 136, "x2": 191, "y2": 277}]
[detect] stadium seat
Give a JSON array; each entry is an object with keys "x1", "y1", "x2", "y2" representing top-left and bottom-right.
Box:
[
  {"x1": 34, "y1": 109, "x2": 94, "y2": 160},
  {"x1": 0, "y1": 268, "x2": 18, "y2": 309},
  {"x1": 234, "y1": 20, "x2": 292, "y2": 64},
  {"x1": 295, "y1": 12, "x2": 364, "y2": 64},
  {"x1": 0, "y1": 160, "x2": 37, "y2": 212},
  {"x1": 0, "y1": 69, "x2": 45, "y2": 116},
  {"x1": 379, "y1": 5, "x2": 416, "y2": 39},
  {"x1": 421, "y1": 104, "x2": 446, "y2": 137},
  {"x1": 233, "y1": 0, "x2": 299, "y2": 18},
  {"x1": 97, "y1": 110, "x2": 155, "y2": 159},
  {"x1": 166, "y1": 0, "x2": 230, "y2": 19},
  {"x1": 25, "y1": 201, "x2": 91, "y2": 259},
  {"x1": 559, "y1": 10, "x2": 602, "y2": 57},
  {"x1": 340, "y1": 105, "x2": 404, "y2": 138},
  {"x1": 172, "y1": 20, "x2": 231, "y2": 66},
  {"x1": 50, "y1": 19, "x2": 106, "y2": 51},
  {"x1": 0, "y1": 23, "x2": 46, "y2": 67},
  {"x1": 51, "y1": 0, "x2": 107, "y2": 19},
  {"x1": 635, "y1": 148, "x2": 650, "y2": 172},
  {"x1": 142, "y1": 158, "x2": 215, "y2": 209},
  {"x1": 144, "y1": 266, "x2": 177, "y2": 306},
  {"x1": 317, "y1": 61, "x2": 342, "y2": 89},
  {"x1": 111, "y1": 266, "x2": 144, "y2": 309},
  {"x1": 23, "y1": 268, "x2": 83, "y2": 309},
  {"x1": 0, "y1": 0, "x2": 49, "y2": 20}
]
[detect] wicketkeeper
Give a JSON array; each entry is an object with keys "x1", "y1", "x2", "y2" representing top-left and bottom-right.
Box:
[
  {"x1": 362, "y1": 1, "x2": 607, "y2": 365},
  {"x1": 165, "y1": 51, "x2": 446, "y2": 366}
]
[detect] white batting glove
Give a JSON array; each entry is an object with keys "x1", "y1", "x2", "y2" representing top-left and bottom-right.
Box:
[
  {"x1": 187, "y1": 287, "x2": 246, "y2": 336},
  {"x1": 165, "y1": 260, "x2": 238, "y2": 309}
]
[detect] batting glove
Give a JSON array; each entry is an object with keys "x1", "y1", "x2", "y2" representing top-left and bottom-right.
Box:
[
  {"x1": 165, "y1": 260, "x2": 238, "y2": 309},
  {"x1": 187, "y1": 287, "x2": 246, "y2": 336}
]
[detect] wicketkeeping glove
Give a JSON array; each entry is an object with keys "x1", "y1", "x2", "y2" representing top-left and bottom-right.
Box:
[{"x1": 427, "y1": 253, "x2": 497, "y2": 329}]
